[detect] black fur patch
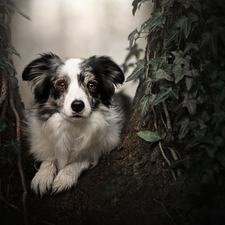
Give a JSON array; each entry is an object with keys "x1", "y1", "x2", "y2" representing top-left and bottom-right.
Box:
[
  {"x1": 22, "y1": 52, "x2": 64, "y2": 104},
  {"x1": 80, "y1": 56, "x2": 124, "y2": 106}
]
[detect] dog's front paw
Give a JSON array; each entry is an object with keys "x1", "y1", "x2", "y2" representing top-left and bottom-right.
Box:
[
  {"x1": 51, "y1": 169, "x2": 77, "y2": 195},
  {"x1": 31, "y1": 161, "x2": 56, "y2": 197}
]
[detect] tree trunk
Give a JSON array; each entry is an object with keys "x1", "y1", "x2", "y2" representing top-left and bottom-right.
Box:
[{"x1": 24, "y1": 79, "x2": 175, "y2": 225}]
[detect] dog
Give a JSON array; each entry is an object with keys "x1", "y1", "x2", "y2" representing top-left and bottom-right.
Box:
[{"x1": 22, "y1": 53, "x2": 130, "y2": 196}]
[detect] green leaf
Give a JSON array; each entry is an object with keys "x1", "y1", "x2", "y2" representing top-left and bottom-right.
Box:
[
  {"x1": 177, "y1": 117, "x2": 189, "y2": 140},
  {"x1": 183, "y1": 42, "x2": 199, "y2": 54},
  {"x1": 144, "y1": 77, "x2": 154, "y2": 94},
  {"x1": 9, "y1": 76, "x2": 18, "y2": 90},
  {"x1": 212, "y1": 111, "x2": 225, "y2": 130},
  {"x1": 128, "y1": 28, "x2": 139, "y2": 49},
  {"x1": 148, "y1": 58, "x2": 160, "y2": 70},
  {"x1": 132, "y1": 0, "x2": 142, "y2": 16},
  {"x1": 0, "y1": 55, "x2": 17, "y2": 73},
  {"x1": 151, "y1": 84, "x2": 179, "y2": 106},
  {"x1": 185, "y1": 77, "x2": 193, "y2": 91},
  {"x1": 4, "y1": 139, "x2": 21, "y2": 156},
  {"x1": 191, "y1": 69, "x2": 200, "y2": 77},
  {"x1": 175, "y1": 12, "x2": 198, "y2": 38},
  {"x1": 163, "y1": 27, "x2": 180, "y2": 49},
  {"x1": 171, "y1": 50, "x2": 191, "y2": 66},
  {"x1": 137, "y1": 128, "x2": 162, "y2": 142},
  {"x1": 181, "y1": 92, "x2": 199, "y2": 115},
  {"x1": 139, "y1": 94, "x2": 156, "y2": 119},
  {"x1": 1, "y1": 156, "x2": 15, "y2": 167},
  {"x1": 200, "y1": 32, "x2": 217, "y2": 58},
  {"x1": 172, "y1": 65, "x2": 192, "y2": 83},
  {"x1": 0, "y1": 13, "x2": 6, "y2": 28},
  {"x1": 0, "y1": 2, "x2": 31, "y2": 21},
  {"x1": 126, "y1": 59, "x2": 146, "y2": 82},
  {"x1": 6, "y1": 43, "x2": 21, "y2": 59},
  {"x1": 185, "y1": 129, "x2": 214, "y2": 150},
  {"x1": 0, "y1": 122, "x2": 7, "y2": 132},
  {"x1": 143, "y1": 8, "x2": 166, "y2": 31},
  {"x1": 152, "y1": 69, "x2": 174, "y2": 82}
]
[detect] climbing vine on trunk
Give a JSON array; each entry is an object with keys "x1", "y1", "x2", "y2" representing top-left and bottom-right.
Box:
[{"x1": 126, "y1": 0, "x2": 225, "y2": 224}]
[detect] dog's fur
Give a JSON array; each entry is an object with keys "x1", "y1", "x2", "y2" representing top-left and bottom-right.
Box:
[{"x1": 23, "y1": 53, "x2": 129, "y2": 196}]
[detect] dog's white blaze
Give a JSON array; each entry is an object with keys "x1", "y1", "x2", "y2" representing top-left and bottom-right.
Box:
[{"x1": 61, "y1": 58, "x2": 91, "y2": 118}]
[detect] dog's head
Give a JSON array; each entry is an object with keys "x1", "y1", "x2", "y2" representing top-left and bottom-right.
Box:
[{"x1": 22, "y1": 53, "x2": 124, "y2": 121}]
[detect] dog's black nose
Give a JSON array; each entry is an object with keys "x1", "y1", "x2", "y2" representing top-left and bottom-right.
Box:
[{"x1": 71, "y1": 100, "x2": 84, "y2": 112}]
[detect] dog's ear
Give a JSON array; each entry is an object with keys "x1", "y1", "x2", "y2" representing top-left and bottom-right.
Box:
[
  {"x1": 85, "y1": 56, "x2": 124, "y2": 106},
  {"x1": 22, "y1": 52, "x2": 62, "y2": 103}
]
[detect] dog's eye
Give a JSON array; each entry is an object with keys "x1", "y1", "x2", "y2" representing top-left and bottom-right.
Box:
[
  {"x1": 88, "y1": 82, "x2": 96, "y2": 90},
  {"x1": 58, "y1": 81, "x2": 66, "y2": 89}
]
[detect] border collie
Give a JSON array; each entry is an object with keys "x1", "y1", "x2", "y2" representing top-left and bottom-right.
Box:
[{"x1": 22, "y1": 53, "x2": 129, "y2": 196}]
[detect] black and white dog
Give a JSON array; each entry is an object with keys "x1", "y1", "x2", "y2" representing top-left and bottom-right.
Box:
[{"x1": 23, "y1": 53, "x2": 129, "y2": 196}]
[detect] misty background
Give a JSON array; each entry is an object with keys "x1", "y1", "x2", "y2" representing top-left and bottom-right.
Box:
[{"x1": 11, "y1": 0, "x2": 153, "y2": 107}]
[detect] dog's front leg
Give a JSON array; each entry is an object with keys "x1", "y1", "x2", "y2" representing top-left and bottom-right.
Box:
[
  {"x1": 51, "y1": 161, "x2": 89, "y2": 195},
  {"x1": 31, "y1": 160, "x2": 57, "y2": 197}
]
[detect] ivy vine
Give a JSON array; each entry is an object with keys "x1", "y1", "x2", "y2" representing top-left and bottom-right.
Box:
[{"x1": 126, "y1": 0, "x2": 225, "y2": 224}]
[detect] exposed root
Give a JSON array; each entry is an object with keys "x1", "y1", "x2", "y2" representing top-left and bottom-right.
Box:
[
  {"x1": 159, "y1": 141, "x2": 176, "y2": 181},
  {"x1": 153, "y1": 198, "x2": 177, "y2": 225}
]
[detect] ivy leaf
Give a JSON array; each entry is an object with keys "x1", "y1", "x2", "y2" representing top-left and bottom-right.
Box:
[
  {"x1": 1, "y1": 156, "x2": 15, "y2": 167},
  {"x1": 191, "y1": 69, "x2": 200, "y2": 77},
  {"x1": 126, "y1": 59, "x2": 146, "y2": 82},
  {"x1": 185, "y1": 129, "x2": 214, "y2": 150},
  {"x1": 0, "y1": 122, "x2": 7, "y2": 132},
  {"x1": 137, "y1": 127, "x2": 162, "y2": 142},
  {"x1": 0, "y1": 2, "x2": 31, "y2": 21},
  {"x1": 181, "y1": 92, "x2": 199, "y2": 115},
  {"x1": 4, "y1": 139, "x2": 21, "y2": 156},
  {"x1": 212, "y1": 111, "x2": 225, "y2": 130},
  {"x1": 183, "y1": 42, "x2": 199, "y2": 54},
  {"x1": 177, "y1": 117, "x2": 189, "y2": 140},
  {"x1": 143, "y1": 8, "x2": 166, "y2": 31},
  {"x1": 128, "y1": 28, "x2": 139, "y2": 49},
  {"x1": 139, "y1": 94, "x2": 156, "y2": 119},
  {"x1": 9, "y1": 76, "x2": 18, "y2": 90},
  {"x1": 172, "y1": 65, "x2": 192, "y2": 83},
  {"x1": 185, "y1": 77, "x2": 193, "y2": 91},
  {"x1": 144, "y1": 77, "x2": 154, "y2": 94},
  {"x1": 200, "y1": 32, "x2": 217, "y2": 58},
  {"x1": 0, "y1": 13, "x2": 6, "y2": 28},
  {"x1": 172, "y1": 50, "x2": 191, "y2": 65},
  {"x1": 6, "y1": 43, "x2": 21, "y2": 59},
  {"x1": 175, "y1": 12, "x2": 199, "y2": 38},
  {"x1": 163, "y1": 27, "x2": 180, "y2": 49},
  {"x1": 148, "y1": 58, "x2": 160, "y2": 70},
  {"x1": 132, "y1": 0, "x2": 142, "y2": 16},
  {"x1": 152, "y1": 69, "x2": 174, "y2": 82},
  {"x1": 181, "y1": 0, "x2": 201, "y2": 11},
  {"x1": 151, "y1": 84, "x2": 179, "y2": 106}
]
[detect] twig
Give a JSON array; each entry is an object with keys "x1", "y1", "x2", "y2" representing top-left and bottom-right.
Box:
[
  {"x1": 151, "y1": 106, "x2": 157, "y2": 129},
  {"x1": 168, "y1": 147, "x2": 181, "y2": 177},
  {"x1": 162, "y1": 101, "x2": 172, "y2": 130},
  {"x1": 0, "y1": 92, "x2": 8, "y2": 121},
  {"x1": 0, "y1": 73, "x2": 7, "y2": 106},
  {"x1": 153, "y1": 198, "x2": 177, "y2": 225},
  {"x1": 0, "y1": 180, "x2": 21, "y2": 212},
  {"x1": 160, "y1": 110, "x2": 167, "y2": 130},
  {"x1": 9, "y1": 90, "x2": 28, "y2": 225},
  {"x1": 158, "y1": 141, "x2": 176, "y2": 181}
]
